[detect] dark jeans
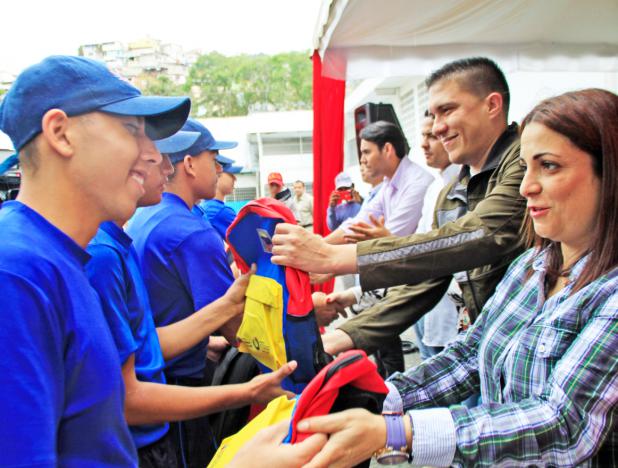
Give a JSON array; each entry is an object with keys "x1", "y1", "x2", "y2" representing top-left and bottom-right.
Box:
[
  {"x1": 374, "y1": 335, "x2": 405, "y2": 379},
  {"x1": 167, "y1": 373, "x2": 218, "y2": 468},
  {"x1": 138, "y1": 430, "x2": 179, "y2": 468}
]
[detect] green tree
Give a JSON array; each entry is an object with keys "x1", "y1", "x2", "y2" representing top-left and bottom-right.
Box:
[
  {"x1": 184, "y1": 51, "x2": 311, "y2": 117},
  {"x1": 139, "y1": 74, "x2": 183, "y2": 97}
]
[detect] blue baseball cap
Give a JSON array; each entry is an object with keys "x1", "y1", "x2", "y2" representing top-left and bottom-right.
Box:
[
  {"x1": 221, "y1": 162, "x2": 243, "y2": 174},
  {"x1": 0, "y1": 55, "x2": 191, "y2": 151},
  {"x1": 155, "y1": 131, "x2": 200, "y2": 155},
  {"x1": 215, "y1": 153, "x2": 234, "y2": 165},
  {"x1": 0, "y1": 153, "x2": 18, "y2": 175},
  {"x1": 168, "y1": 118, "x2": 237, "y2": 164}
]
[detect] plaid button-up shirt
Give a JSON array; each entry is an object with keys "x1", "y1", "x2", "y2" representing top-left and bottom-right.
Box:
[{"x1": 389, "y1": 248, "x2": 617, "y2": 467}]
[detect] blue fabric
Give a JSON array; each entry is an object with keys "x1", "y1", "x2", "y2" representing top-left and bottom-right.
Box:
[
  {"x1": 227, "y1": 211, "x2": 320, "y2": 393},
  {"x1": 168, "y1": 119, "x2": 237, "y2": 164},
  {"x1": 127, "y1": 193, "x2": 234, "y2": 379},
  {"x1": 326, "y1": 201, "x2": 362, "y2": 231},
  {"x1": 0, "y1": 201, "x2": 137, "y2": 467},
  {"x1": 86, "y1": 221, "x2": 169, "y2": 449},
  {"x1": 154, "y1": 131, "x2": 200, "y2": 154},
  {"x1": 196, "y1": 199, "x2": 237, "y2": 240}
]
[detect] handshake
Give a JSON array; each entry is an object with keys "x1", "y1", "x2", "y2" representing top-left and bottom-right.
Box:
[{"x1": 311, "y1": 289, "x2": 358, "y2": 327}]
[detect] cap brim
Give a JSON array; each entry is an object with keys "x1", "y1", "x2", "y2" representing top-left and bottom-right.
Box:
[
  {"x1": 100, "y1": 95, "x2": 191, "y2": 140},
  {"x1": 223, "y1": 165, "x2": 242, "y2": 174},
  {"x1": 209, "y1": 140, "x2": 238, "y2": 151},
  {"x1": 155, "y1": 131, "x2": 200, "y2": 154},
  {"x1": 215, "y1": 153, "x2": 235, "y2": 165},
  {"x1": 0, "y1": 153, "x2": 18, "y2": 175}
]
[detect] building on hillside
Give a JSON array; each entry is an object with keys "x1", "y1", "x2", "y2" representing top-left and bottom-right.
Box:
[{"x1": 78, "y1": 38, "x2": 195, "y2": 86}]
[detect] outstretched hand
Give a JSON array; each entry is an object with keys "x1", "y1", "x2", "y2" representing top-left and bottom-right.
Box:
[
  {"x1": 248, "y1": 360, "x2": 298, "y2": 405},
  {"x1": 219, "y1": 264, "x2": 256, "y2": 344},
  {"x1": 229, "y1": 419, "x2": 327, "y2": 468},
  {"x1": 344, "y1": 215, "x2": 391, "y2": 243},
  {"x1": 271, "y1": 224, "x2": 334, "y2": 273}
]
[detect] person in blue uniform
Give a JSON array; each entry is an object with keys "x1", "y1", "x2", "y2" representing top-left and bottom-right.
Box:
[
  {"x1": 0, "y1": 55, "x2": 190, "y2": 466},
  {"x1": 86, "y1": 131, "x2": 295, "y2": 467},
  {"x1": 126, "y1": 119, "x2": 248, "y2": 467},
  {"x1": 195, "y1": 159, "x2": 242, "y2": 241}
]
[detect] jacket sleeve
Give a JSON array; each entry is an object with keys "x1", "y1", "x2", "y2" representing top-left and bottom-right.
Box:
[
  {"x1": 338, "y1": 278, "x2": 450, "y2": 354},
  {"x1": 356, "y1": 145, "x2": 525, "y2": 291}
]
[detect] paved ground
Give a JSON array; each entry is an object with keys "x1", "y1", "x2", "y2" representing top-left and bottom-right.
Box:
[{"x1": 325, "y1": 315, "x2": 423, "y2": 468}]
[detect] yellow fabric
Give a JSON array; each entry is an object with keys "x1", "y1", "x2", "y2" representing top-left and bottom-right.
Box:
[
  {"x1": 207, "y1": 395, "x2": 296, "y2": 467},
  {"x1": 236, "y1": 275, "x2": 287, "y2": 370}
]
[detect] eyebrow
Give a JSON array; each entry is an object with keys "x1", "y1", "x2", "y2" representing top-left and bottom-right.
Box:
[{"x1": 431, "y1": 102, "x2": 456, "y2": 113}]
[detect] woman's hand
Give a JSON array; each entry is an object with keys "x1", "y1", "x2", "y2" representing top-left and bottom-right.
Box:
[{"x1": 297, "y1": 408, "x2": 387, "y2": 468}]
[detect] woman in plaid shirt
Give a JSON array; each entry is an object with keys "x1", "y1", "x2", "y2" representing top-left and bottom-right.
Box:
[{"x1": 232, "y1": 89, "x2": 618, "y2": 467}]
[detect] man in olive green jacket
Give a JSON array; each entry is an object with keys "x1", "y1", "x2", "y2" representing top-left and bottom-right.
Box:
[{"x1": 271, "y1": 57, "x2": 527, "y2": 356}]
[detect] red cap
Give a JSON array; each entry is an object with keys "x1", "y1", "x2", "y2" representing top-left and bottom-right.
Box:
[{"x1": 267, "y1": 172, "x2": 284, "y2": 187}]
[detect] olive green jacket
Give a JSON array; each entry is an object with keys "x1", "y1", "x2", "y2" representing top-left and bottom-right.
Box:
[{"x1": 339, "y1": 124, "x2": 526, "y2": 353}]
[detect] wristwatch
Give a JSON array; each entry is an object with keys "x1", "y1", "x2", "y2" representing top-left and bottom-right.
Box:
[{"x1": 374, "y1": 382, "x2": 408, "y2": 465}]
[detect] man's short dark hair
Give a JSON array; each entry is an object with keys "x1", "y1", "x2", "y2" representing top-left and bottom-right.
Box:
[
  {"x1": 425, "y1": 57, "x2": 510, "y2": 118},
  {"x1": 294, "y1": 180, "x2": 305, "y2": 187},
  {"x1": 359, "y1": 121, "x2": 409, "y2": 159}
]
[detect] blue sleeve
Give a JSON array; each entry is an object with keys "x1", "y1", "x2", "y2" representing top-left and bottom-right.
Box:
[
  {"x1": 327, "y1": 205, "x2": 339, "y2": 231},
  {"x1": 212, "y1": 206, "x2": 237, "y2": 240},
  {"x1": 172, "y1": 229, "x2": 234, "y2": 310},
  {"x1": 0, "y1": 272, "x2": 64, "y2": 466},
  {"x1": 85, "y1": 245, "x2": 138, "y2": 365}
]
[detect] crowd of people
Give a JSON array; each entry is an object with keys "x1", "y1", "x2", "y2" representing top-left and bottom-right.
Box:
[{"x1": 0, "y1": 52, "x2": 616, "y2": 468}]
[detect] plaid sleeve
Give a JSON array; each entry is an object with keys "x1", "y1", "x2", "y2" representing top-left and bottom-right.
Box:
[
  {"x1": 449, "y1": 286, "x2": 618, "y2": 467},
  {"x1": 388, "y1": 310, "x2": 486, "y2": 409}
]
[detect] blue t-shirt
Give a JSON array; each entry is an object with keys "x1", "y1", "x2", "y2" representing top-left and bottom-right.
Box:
[
  {"x1": 86, "y1": 221, "x2": 169, "y2": 449},
  {"x1": 127, "y1": 192, "x2": 234, "y2": 379},
  {"x1": 195, "y1": 199, "x2": 237, "y2": 241},
  {"x1": 0, "y1": 201, "x2": 137, "y2": 467}
]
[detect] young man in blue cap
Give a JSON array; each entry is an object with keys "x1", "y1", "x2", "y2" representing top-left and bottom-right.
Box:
[
  {"x1": 86, "y1": 132, "x2": 295, "y2": 467},
  {"x1": 127, "y1": 118, "x2": 245, "y2": 467},
  {"x1": 0, "y1": 55, "x2": 190, "y2": 466},
  {"x1": 195, "y1": 158, "x2": 242, "y2": 241}
]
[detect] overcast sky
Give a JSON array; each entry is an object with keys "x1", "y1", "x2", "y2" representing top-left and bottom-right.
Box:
[{"x1": 1, "y1": 0, "x2": 323, "y2": 74}]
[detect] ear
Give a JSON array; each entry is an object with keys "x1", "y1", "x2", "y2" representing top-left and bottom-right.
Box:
[
  {"x1": 40, "y1": 109, "x2": 73, "y2": 158},
  {"x1": 182, "y1": 155, "x2": 197, "y2": 178},
  {"x1": 485, "y1": 92, "x2": 504, "y2": 120}
]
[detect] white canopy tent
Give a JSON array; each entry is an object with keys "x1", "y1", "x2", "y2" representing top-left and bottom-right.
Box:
[{"x1": 313, "y1": 0, "x2": 618, "y2": 80}]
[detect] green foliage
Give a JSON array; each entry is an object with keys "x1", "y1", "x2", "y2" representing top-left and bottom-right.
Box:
[
  {"x1": 139, "y1": 75, "x2": 184, "y2": 97},
  {"x1": 141, "y1": 51, "x2": 312, "y2": 118}
]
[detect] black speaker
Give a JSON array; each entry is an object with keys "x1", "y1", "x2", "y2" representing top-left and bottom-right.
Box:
[{"x1": 353, "y1": 103, "x2": 403, "y2": 160}]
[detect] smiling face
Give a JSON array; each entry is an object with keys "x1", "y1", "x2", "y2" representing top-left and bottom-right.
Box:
[
  {"x1": 70, "y1": 112, "x2": 161, "y2": 222},
  {"x1": 519, "y1": 122, "x2": 601, "y2": 260},
  {"x1": 139, "y1": 153, "x2": 174, "y2": 207},
  {"x1": 429, "y1": 78, "x2": 497, "y2": 171}
]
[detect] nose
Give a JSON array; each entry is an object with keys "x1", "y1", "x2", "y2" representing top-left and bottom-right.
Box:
[
  {"x1": 432, "y1": 117, "x2": 447, "y2": 137},
  {"x1": 215, "y1": 161, "x2": 223, "y2": 176},
  {"x1": 519, "y1": 166, "x2": 541, "y2": 198},
  {"x1": 140, "y1": 136, "x2": 162, "y2": 165},
  {"x1": 420, "y1": 137, "x2": 429, "y2": 151},
  {"x1": 162, "y1": 155, "x2": 174, "y2": 177}
]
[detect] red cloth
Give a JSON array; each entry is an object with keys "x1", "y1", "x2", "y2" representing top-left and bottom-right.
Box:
[
  {"x1": 312, "y1": 50, "x2": 345, "y2": 294},
  {"x1": 226, "y1": 198, "x2": 313, "y2": 317},
  {"x1": 289, "y1": 350, "x2": 388, "y2": 443}
]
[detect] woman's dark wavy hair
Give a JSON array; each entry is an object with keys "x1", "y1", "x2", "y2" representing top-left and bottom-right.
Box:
[{"x1": 520, "y1": 88, "x2": 618, "y2": 292}]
